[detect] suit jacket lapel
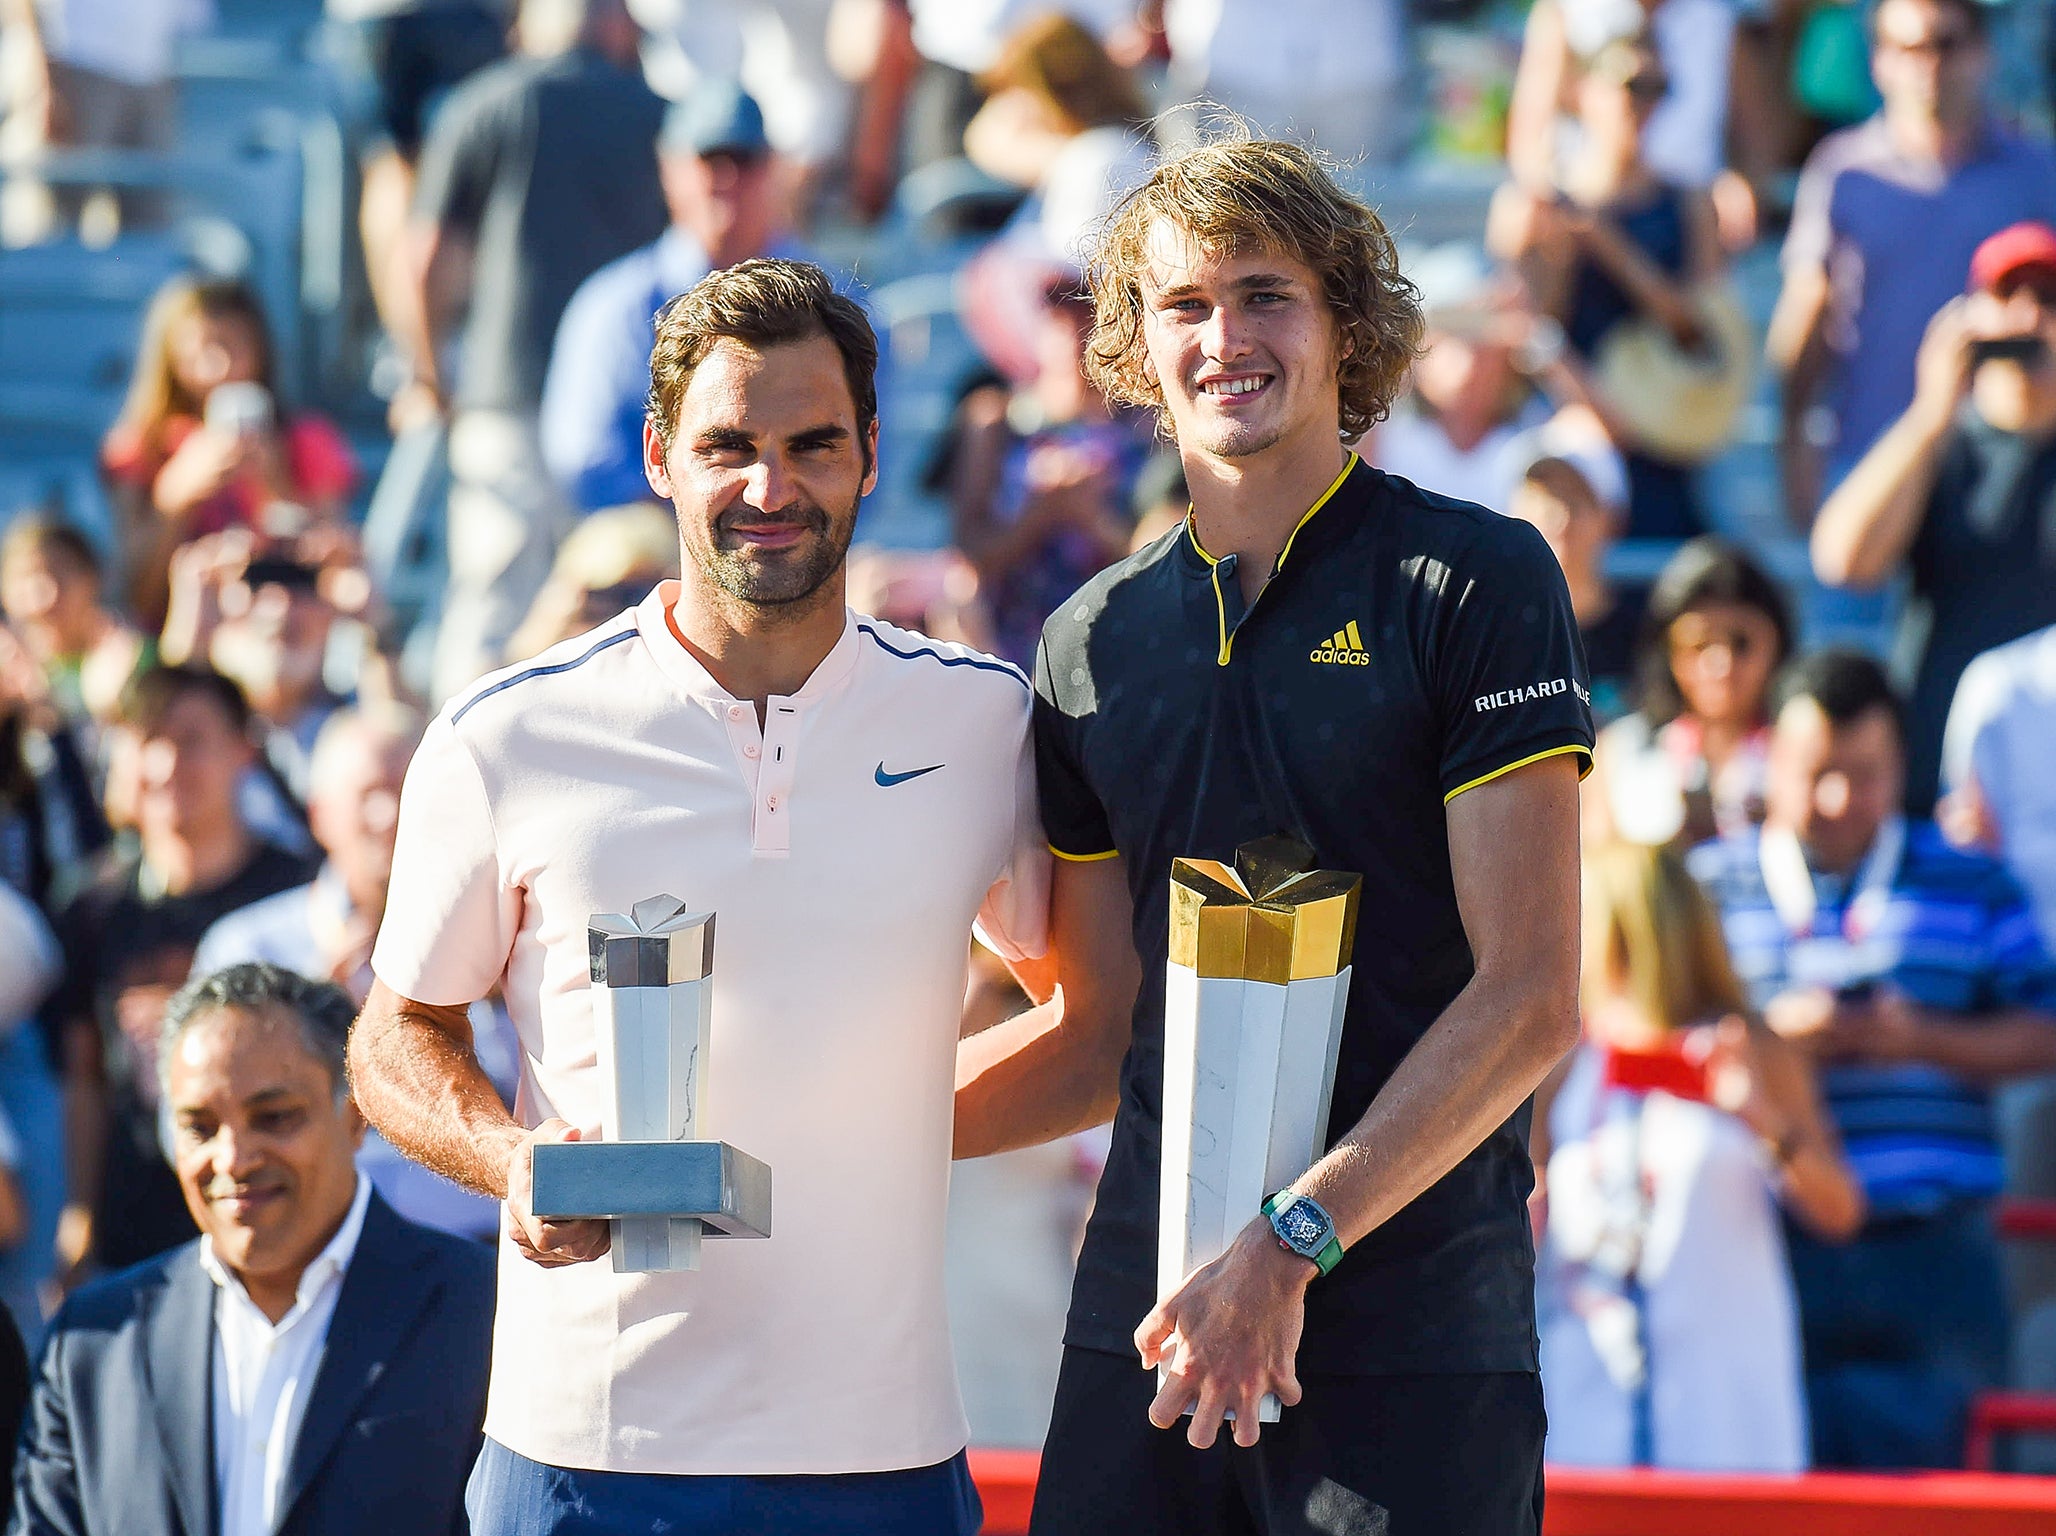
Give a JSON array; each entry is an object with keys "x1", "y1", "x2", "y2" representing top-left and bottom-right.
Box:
[
  {"x1": 143, "y1": 1250, "x2": 218, "y2": 1536},
  {"x1": 272, "y1": 1195, "x2": 441, "y2": 1532}
]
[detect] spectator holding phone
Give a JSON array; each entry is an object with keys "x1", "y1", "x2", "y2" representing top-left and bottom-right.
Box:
[
  {"x1": 1812, "y1": 222, "x2": 2056, "y2": 817},
  {"x1": 159, "y1": 527, "x2": 378, "y2": 861},
  {"x1": 1689, "y1": 649, "x2": 2056, "y2": 1467},
  {"x1": 101, "y1": 278, "x2": 358, "y2": 628},
  {"x1": 1535, "y1": 839, "x2": 1860, "y2": 1470}
]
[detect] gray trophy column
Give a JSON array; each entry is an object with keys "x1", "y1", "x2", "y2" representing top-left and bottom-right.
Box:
[{"x1": 529, "y1": 895, "x2": 772, "y2": 1274}]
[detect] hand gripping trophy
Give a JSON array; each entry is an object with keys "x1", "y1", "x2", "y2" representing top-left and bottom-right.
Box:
[
  {"x1": 1160, "y1": 836, "x2": 1361, "y2": 1419},
  {"x1": 528, "y1": 896, "x2": 772, "y2": 1272}
]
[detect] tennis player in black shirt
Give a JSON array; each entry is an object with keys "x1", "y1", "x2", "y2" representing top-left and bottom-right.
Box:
[{"x1": 953, "y1": 138, "x2": 1594, "y2": 1534}]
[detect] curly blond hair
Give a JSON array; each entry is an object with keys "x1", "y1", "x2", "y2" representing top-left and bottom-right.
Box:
[{"x1": 1084, "y1": 136, "x2": 1422, "y2": 442}]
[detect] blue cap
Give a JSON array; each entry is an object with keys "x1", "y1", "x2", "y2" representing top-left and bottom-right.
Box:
[{"x1": 661, "y1": 80, "x2": 769, "y2": 159}]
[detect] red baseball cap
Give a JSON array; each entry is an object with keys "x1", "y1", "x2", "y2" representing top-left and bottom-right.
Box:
[{"x1": 1969, "y1": 221, "x2": 2056, "y2": 293}]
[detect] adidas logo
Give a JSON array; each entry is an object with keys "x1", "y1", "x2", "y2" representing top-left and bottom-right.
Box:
[{"x1": 1310, "y1": 621, "x2": 1371, "y2": 665}]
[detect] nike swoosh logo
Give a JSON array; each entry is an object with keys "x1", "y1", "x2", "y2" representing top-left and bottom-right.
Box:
[{"x1": 875, "y1": 762, "x2": 944, "y2": 787}]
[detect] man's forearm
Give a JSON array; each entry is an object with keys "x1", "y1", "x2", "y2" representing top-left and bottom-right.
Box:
[
  {"x1": 1811, "y1": 407, "x2": 1950, "y2": 588},
  {"x1": 1296, "y1": 976, "x2": 1577, "y2": 1249},
  {"x1": 1902, "y1": 1009, "x2": 2056, "y2": 1085},
  {"x1": 953, "y1": 994, "x2": 1123, "y2": 1159},
  {"x1": 349, "y1": 984, "x2": 523, "y2": 1197},
  {"x1": 389, "y1": 222, "x2": 449, "y2": 395}
]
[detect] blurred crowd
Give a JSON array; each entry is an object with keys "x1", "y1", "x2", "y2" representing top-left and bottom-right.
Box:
[{"x1": 1, "y1": 0, "x2": 2055, "y2": 1509}]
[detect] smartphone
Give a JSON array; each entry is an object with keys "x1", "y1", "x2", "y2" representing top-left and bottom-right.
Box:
[
  {"x1": 1600, "y1": 1039, "x2": 1711, "y2": 1102},
  {"x1": 1967, "y1": 335, "x2": 2048, "y2": 368},
  {"x1": 242, "y1": 556, "x2": 323, "y2": 594},
  {"x1": 203, "y1": 380, "x2": 275, "y2": 436}
]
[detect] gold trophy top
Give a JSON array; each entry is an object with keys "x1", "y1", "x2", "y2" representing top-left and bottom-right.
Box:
[{"x1": 1168, "y1": 834, "x2": 1360, "y2": 984}]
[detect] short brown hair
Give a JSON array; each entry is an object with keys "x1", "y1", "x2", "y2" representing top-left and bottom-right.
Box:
[
  {"x1": 1084, "y1": 136, "x2": 1423, "y2": 441},
  {"x1": 645, "y1": 258, "x2": 879, "y2": 466},
  {"x1": 119, "y1": 663, "x2": 251, "y2": 738}
]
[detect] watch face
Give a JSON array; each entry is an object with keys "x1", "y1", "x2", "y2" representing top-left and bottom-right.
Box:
[{"x1": 1276, "y1": 1202, "x2": 1329, "y2": 1254}]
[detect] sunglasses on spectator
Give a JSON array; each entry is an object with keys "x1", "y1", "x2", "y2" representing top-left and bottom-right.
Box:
[
  {"x1": 1880, "y1": 28, "x2": 1973, "y2": 57},
  {"x1": 1624, "y1": 72, "x2": 1670, "y2": 101}
]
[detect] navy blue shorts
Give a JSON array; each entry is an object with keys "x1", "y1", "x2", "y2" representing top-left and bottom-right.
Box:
[{"x1": 466, "y1": 1438, "x2": 983, "y2": 1536}]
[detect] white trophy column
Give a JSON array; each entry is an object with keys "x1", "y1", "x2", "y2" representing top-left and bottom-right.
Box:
[
  {"x1": 1160, "y1": 965, "x2": 1294, "y2": 1421},
  {"x1": 590, "y1": 902, "x2": 716, "y2": 1273},
  {"x1": 1263, "y1": 966, "x2": 1350, "y2": 1193}
]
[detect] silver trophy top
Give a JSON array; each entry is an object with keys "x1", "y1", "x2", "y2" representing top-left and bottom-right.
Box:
[{"x1": 588, "y1": 895, "x2": 716, "y2": 987}]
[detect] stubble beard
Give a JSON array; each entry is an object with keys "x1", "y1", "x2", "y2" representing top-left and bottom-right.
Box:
[
  {"x1": 1193, "y1": 416, "x2": 1289, "y2": 460},
  {"x1": 692, "y1": 495, "x2": 859, "y2": 610}
]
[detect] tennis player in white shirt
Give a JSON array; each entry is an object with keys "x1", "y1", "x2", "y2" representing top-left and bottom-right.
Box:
[{"x1": 349, "y1": 258, "x2": 1057, "y2": 1534}]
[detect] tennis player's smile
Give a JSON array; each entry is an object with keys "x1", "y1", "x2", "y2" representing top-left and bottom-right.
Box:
[
  {"x1": 1198, "y1": 371, "x2": 1274, "y2": 403},
  {"x1": 728, "y1": 521, "x2": 807, "y2": 551}
]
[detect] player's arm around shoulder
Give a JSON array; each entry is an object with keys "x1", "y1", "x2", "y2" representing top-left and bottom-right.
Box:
[{"x1": 954, "y1": 851, "x2": 1140, "y2": 1159}]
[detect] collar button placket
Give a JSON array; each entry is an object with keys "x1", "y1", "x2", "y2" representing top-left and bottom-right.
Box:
[{"x1": 753, "y1": 700, "x2": 799, "y2": 855}]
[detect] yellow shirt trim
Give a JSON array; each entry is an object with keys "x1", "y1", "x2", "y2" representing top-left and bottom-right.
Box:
[
  {"x1": 1182, "y1": 454, "x2": 1360, "y2": 668},
  {"x1": 1049, "y1": 845, "x2": 1120, "y2": 863},
  {"x1": 1442, "y1": 743, "x2": 1593, "y2": 805}
]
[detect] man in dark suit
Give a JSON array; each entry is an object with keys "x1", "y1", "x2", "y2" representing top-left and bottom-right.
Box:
[{"x1": 11, "y1": 963, "x2": 494, "y2": 1536}]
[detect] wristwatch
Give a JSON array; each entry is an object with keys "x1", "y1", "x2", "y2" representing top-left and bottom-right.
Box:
[{"x1": 1262, "y1": 1191, "x2": 1343, "y2": 1277}]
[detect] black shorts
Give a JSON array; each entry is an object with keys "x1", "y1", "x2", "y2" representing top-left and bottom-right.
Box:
[{"x1": 1030, "y1": 1347, "x2": 1545, "y2": 1536}]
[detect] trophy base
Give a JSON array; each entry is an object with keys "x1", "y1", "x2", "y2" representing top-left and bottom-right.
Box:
[{"x1": 530, "y1": 1140, "x2": 773, "y2": 1239}]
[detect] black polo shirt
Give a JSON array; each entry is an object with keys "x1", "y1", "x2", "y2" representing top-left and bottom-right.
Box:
[{"x1": 1034, "y1": 455, "x2": 1593, "y2": 1374}]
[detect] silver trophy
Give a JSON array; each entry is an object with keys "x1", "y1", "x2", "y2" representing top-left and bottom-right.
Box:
[
  {"x1": 528, "y1": 896, "x2": 772, "y2": 1273},
  {"x1": 1160, "y1": 836, "x2": 1360, "y2": 1420}
]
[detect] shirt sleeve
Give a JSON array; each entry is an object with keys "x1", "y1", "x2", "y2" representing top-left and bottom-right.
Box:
[
  {"x1": 1032, "y1": 638, "x2": 1117, "y2": 861},
  {"x1": 411, "y1": 77, "x2": 504, "y2": 240},
  {"x1": 1780, "y1": 140, "x2": 1839, "y2": 274},
  {"x1": 370, "y1": 715, "x2": 522, "y2": 1008},
  {"x1": 972, "y1": 691, "x2": 1053, "y2": 962},
  {"x1": 1434, "y1": 517, "x2": 1596, "y2": 802},
  {"x1": 1940, "y1": 647, "x2": 2013, "y2": 797}
]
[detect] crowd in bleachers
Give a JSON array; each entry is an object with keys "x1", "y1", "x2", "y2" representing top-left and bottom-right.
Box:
[{"x1": 1, "y1": 0, "x2": 2055, "y2": 1513}]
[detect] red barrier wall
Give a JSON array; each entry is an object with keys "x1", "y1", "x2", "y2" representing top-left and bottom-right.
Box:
[{"x1": 968, "y1": 1453, "x2": 2056, "y2": 1536}]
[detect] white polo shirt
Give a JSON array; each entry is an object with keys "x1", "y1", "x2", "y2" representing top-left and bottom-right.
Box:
[{"x1": 371, "y1": 584, "x2": 1049, "y2": 1476}]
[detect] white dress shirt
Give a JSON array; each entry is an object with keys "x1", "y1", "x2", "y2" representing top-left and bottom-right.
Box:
[{"x1": 202, "y1": 1174, "x2": 372, "y2": 1536}]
